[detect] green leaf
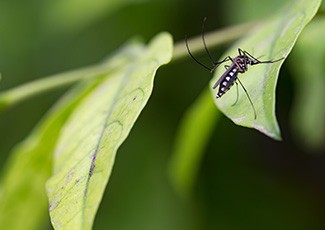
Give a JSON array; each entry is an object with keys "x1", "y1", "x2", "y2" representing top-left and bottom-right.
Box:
[
  {"x1": 169, "y1": 89, "x2": 219, "y2": 197},
  {"x1": 290, "y1": 17, "x2": 325, "y2": 151},
  {"x1": 0, "y1": 81, "x2": 100, "y2": 230},
  {"x1": 0, "y1": 41, "x2": 148, "y2": 230},
  {"x1": 211, "y1": 0, "x2": 321, "y2": 140},
  {"x1": 46, "y1": 32, "x2": 173, "y2": 230}
]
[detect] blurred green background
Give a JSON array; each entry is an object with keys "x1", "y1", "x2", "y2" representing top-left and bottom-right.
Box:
[{"x1": 0, "y1": 0, "x2": 324, "y2": 229}]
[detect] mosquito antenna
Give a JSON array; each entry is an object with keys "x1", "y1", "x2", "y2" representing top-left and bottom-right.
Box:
[
  {"x1": 185, "y1": 35, "x2": 212, "y2": 71},
  {"x1": 201, "y1": 17, "x2": 217, "y2": 65},
  {"x1": 237, "y1": 78, "x2": 257, "y2": 119}
]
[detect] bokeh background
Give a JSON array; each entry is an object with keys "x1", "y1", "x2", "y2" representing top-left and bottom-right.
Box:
[{"x1": 0, "y1": 0, "x2": 324, "y2": 229}]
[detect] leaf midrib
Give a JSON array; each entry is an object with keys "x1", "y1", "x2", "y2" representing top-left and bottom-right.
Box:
[{"x1": 80, "y1": 63, "x2": 138, "y2": 227}]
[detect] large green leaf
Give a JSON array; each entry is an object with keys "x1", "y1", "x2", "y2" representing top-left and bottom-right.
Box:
[
  {"x1": 0, "y1": 81, "x2": 100, "y2": 230},
  {"x1": 0, "y1": 40, "x2": 158, "y2": 230},
  {"x1": 290, "y1": 17, "x2": 325, "y2": 151},
  {"x1": 211, "y1": 0, "x2": 321, "y2": 140},
  {"x1": 46, "y1": 32, "x2": 173, "y2": 230}
]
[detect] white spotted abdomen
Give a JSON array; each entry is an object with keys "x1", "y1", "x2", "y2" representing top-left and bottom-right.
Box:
[{"x1": 216, "y1": 68, "x2": 238, "y2": 98}]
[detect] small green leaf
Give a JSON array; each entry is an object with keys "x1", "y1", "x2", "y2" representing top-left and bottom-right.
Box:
[
  {"x1": 211, "y1": 0, "x2": 321, "y2": 140},
  {"x1": 169, "y1": 89, "x2": 219, "y2": 197},
  {"x1": 46, "y1": 32, "x2": 173, "y2": 230},
  {"x1": 290, "y1": 17, "x2": 325, "y2": 151}
]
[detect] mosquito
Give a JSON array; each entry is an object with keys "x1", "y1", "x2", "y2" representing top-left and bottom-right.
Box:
[{"x1": 185, "y1": 17, "x2": 284, "y2": 119}]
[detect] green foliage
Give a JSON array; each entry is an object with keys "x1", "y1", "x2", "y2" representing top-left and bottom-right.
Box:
[
  {"x1": 170, "y1": 0, "x2": 322, "y2": 197},
  {"x1": 0, "y1": 33, "x2": 172, "y2": 230},
  {"x1": 0, "y1": 0, "x2": 324, "y2": 229},
  {"x1": 211, "y1": 0, "x2": 321, "y2": 139},
  {"x1": 0, "y1": 81, "x2": 101, "y2": 230},
  {"x1": 0, "y1": 41, "x2": 149, "y2": 229},
  {"x1": 46, "y1": 33, "x2": 172, "y2": 229}
]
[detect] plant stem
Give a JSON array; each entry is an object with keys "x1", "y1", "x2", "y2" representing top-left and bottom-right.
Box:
[
  {"x1": 0, "y1": 21, "x2": 258, "y2": 110},
  {"x1": 0, "y1": 64, "x2": 110, "y2": 110}
]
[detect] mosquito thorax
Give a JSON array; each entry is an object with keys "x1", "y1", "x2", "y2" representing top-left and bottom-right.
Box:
[{"x1": 234, "y1": 56, "x2": 248, "y2": 72}]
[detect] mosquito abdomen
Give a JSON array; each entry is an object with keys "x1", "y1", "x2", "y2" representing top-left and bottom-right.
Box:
[{"x1": 216, "y1": 67, "x2": 238, "y2": 98}]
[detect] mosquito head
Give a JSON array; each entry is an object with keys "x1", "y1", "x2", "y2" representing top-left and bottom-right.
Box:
[
  {"x1": 238, "y1": 53, "x2": 255, "y2": 65},
  {"x1": 234, "y1": 55, "x2": 250, "y2": 71}
]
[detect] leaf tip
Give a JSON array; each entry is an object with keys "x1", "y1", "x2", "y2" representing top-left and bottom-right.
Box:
[
  {"x1": 149, "y1": 32, "x2": 174, "y2": 64},
  {"x1": 252, "y1": 123, "x2": 282, "y2": 141}
]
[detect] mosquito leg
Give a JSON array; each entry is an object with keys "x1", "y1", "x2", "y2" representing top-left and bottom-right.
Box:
[
  {"x1": 238, "y1": 48, "x2": 244, "y2": 56},
  {"x1": 237, "y1": 78, "x2": 257, "y2": 119},
  {"x1": 243, "y1": 49, "x2": 284, "y2": 64},
  {"x1": 243, "y1": 50, "x2": 262, "y2": 63},
  {"x1": 241, "y1": 49, "x2": 268, "y2": 64},
  {"x1": 231, "y1": 81, "x2": 239, "y2": 106}
]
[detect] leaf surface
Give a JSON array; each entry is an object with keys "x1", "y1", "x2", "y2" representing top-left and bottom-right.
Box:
[
  {"x1": 211, "y1": 0, "x2": 321, "y2": 139},
  {"x1": 46, "y1": 33, "x2": 173, "y2": 230},
  {"x1": 0, "y1": 81, "x2": 100, "y2": 230},
  {"x1": 0, "y1": 41, "x2": 153, "y2": 230}
]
